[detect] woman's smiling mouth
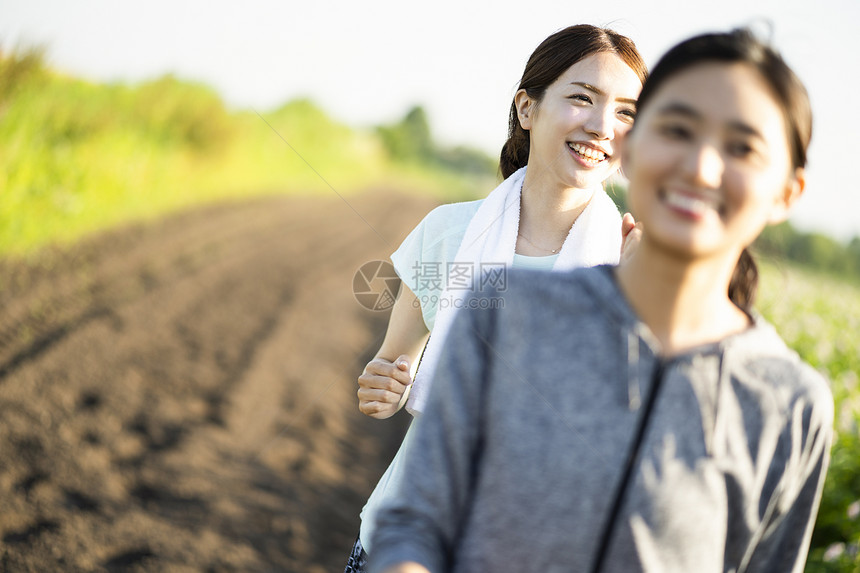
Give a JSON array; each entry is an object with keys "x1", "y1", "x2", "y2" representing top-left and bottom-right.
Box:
[
  {"x1": 568, "y1": 142, "x2": 609, "y2": 167},
  {"x1": 662, "y1": 189, "x2": 723, "y2": 219}
]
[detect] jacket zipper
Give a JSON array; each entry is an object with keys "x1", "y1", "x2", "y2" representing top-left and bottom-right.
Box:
[{"x1": 590, "y1": 359, "x2": 668, "y2": 573}]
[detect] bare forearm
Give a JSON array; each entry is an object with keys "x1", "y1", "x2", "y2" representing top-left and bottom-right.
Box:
[{"x1": 358, "y1": 284, "x2": 429, "y2": 418}]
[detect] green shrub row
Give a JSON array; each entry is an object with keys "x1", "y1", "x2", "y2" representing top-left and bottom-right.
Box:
[{"x1": 0, "y1": 48, "x2": 495, "y2": 257}]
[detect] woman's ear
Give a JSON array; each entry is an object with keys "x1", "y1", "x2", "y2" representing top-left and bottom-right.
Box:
[
  {"x1": 514, "y1": 89, "x2": 534, "y2": 131},
  {"x1": 768, "y1": 167, "x2": 806, "y2": 224}
]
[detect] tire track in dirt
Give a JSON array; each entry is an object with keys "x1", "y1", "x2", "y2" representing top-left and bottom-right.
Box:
[{"x1": 0, "y1": 189, "x2": 440, "y2": 572}]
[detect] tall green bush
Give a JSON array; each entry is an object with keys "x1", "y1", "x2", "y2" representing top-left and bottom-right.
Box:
[{"x1": 758, "y1": 263, "x2": 860, "y2": 571}]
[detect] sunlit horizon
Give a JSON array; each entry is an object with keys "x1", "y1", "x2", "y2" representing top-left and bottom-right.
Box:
[{"x1": 2, "y1": 0, "x2": 858, "y2": 240}]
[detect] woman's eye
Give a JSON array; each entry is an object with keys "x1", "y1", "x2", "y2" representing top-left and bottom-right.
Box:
[
  {"x1": 727, "y1": 141, "x2": 755, "y2": 158},
  {"x1": 618, "y1": 108, "x2": 636, "y2": 121},
  {"x1": 660, "y1": 124, "x2": 691, "y2": 139},
  {"x1": 569, "y1": 94, "x2": 592, "y2": 104}
]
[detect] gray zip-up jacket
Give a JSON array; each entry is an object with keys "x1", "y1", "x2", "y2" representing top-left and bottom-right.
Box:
[{"x1": 370, "y1": 266, "x2": 833, "y2": 573}]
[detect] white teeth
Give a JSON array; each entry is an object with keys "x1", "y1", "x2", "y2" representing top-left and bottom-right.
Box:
[
  {"x1": 569, "y1": 143, "x2": 606, "y2": 163},
  {"x1": 665, "y1": 191, "x2": 719, "y2": 216}
]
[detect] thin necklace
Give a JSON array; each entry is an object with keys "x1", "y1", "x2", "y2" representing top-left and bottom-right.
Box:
[{"x1": 517, "y1": 231, "x2": 562, "y2": 254}]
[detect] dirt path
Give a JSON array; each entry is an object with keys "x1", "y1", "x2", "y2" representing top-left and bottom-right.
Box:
[{"x1": 0, "y1": 190, "x2": 440, "y2": 572}]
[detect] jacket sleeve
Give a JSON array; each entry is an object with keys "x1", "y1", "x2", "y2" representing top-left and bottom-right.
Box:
[
  {"x1": 369, "y1": 301, "x2": 494, "y2": 573},
  {"x1": 742, "y1": 381, "x2": 834, "y2": 573}
]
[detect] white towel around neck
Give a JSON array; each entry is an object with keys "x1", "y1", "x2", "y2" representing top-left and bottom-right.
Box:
[{"x1": 405, "y1": 165, "x2": 623, "y2": 415}]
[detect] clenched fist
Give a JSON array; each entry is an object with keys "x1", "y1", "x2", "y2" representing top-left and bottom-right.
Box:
[{"x1": 358, "y1": 355, "x2": 413, "y2": 419}]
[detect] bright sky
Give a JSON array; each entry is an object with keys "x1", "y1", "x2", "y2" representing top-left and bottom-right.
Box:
[{"x1": 2, "y1": 0, "x2": 858, "y2": 240}]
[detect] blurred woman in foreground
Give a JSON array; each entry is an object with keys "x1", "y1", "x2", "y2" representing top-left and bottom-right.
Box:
[{"x1": 371, "y1": 28, "x2": 833, "y2": 573}]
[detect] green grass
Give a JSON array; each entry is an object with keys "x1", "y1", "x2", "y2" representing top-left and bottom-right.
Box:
[
  {"x1": 757, "y1": 260, "x2": 860, "y2": 571},
  {"x1": 0, "y1": 49, "x2": 489, "y2": 258}
]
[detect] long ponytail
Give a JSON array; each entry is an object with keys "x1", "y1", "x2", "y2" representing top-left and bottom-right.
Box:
[
  {"x1": 500, "y1": 104, "x2": 531, "y2": 179},
  {"x1": 728, "y1": 248, "x2": 758, "y2": 314}
]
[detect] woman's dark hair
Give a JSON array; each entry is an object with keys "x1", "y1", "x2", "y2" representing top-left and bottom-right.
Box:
[
  {"x1": 500, "y1": 25, "x2": 647, "y2": 179},
  {"x1": 632, "y1": 28, "x2": 812, "y2": 313}
]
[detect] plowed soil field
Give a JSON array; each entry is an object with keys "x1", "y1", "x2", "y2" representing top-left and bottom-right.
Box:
[{"x1": 0, "y1": 190, "x2": 439, "y2": 572}]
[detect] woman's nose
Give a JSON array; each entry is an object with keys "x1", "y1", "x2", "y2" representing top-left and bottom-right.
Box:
[
  {"x1": 584, "y1": 105, "x2": 614, "y2": 140},
  {"x1": 683, "y1": 143, "x2": 724, "y2": 188}
]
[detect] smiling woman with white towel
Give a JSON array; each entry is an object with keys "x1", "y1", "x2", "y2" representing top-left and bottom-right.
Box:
[{"x1": 345, "y1": 24, "x2": 648, "y2": 573}]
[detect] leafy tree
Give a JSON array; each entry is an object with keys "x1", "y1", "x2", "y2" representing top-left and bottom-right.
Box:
[
  {"x1": 376, "y1": 105, "x2": 433, "y2": 162},
  {"x1": 376, "y1": 105, "x2": 496, "y2": 181},
  {"x1": 435, "y1": 145, "x2": 497, "y2": 176}
]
